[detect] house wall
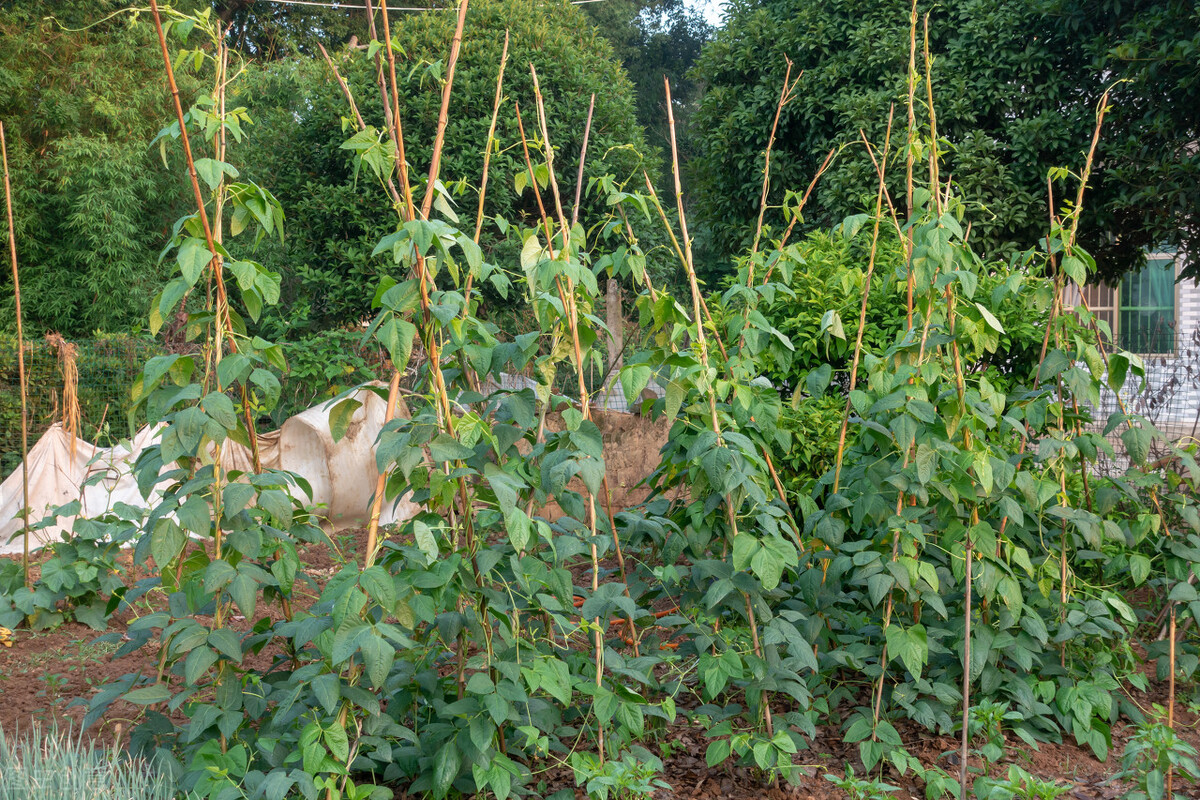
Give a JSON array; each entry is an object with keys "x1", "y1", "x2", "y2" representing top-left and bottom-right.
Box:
[{"x1": 1096, "y1": 264, "x2": 1200, "y2": 442}]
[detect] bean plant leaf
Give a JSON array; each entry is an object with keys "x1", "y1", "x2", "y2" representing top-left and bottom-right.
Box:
[
  {"x1": 329, "y1": 398, "x2": 363, "y2": 443},
  {"x1": 432, "y1": 744, "x2": 461, "y2": 800}
]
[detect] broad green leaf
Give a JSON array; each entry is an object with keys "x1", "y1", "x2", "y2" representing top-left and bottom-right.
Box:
[
  {"x1": 432, "y1": 743, "x2": 461, "y2": 800},
  {"x1": 329, "y1": 397, "x2": 363, "y2": 443},
  {"x1": 176, "y1": 237, "x2": 212, "y2": 286}
]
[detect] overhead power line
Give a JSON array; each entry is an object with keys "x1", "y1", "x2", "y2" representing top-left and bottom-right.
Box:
[{"x1": 250, "y1": 0, "x2": 606, "y2": 10}]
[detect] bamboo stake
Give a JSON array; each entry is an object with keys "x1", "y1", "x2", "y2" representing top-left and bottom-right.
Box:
[
  {"x1": 905, "y1": 0, "x2": 917, "y2": 327},
  {"x1": 666, "y1": 75, "x2": 774, "y2": 739},
  {"x1": 832, "y1": 112, "x2": 893, "y2": 494},
  {"x1": 315, "y1": 42, "x2": 404, "y2": 208},
  {"x1": 960, "y1": 517, "x2": 973, "y2": 800},
  {"x1": 460, "y1": 29, "x2": 509, "y2": 319},
  {"x1": 525, "y1": 84, "x2": 639, "y2": 651},
  {"x1": 757, "y1": 146, "x2": 839, "y2": 287},
  {"x1": 1167, "y1": 603, "x2": 1176, "y2": 797},
  {"x1": 418, "y1": 0, "x2": 469, "y2": 221},
  {"x1": 922, "y1": 14, "x2": 940, "y2": 215},
  {"x1": 571, "y1": 93, "x2": 595, "y2": 228},
  {"x1": 945, "y1": 288, "x2": 978, "y2": 800},
  {"x1": 468, "y1": 30, "x2": 506, "y2": 250},
  {"x1": 0, "y1": 121, "x2": 30, "y2": 590},
  {"x1": 749, "y1": 59, "x2": 800, "y2": 266},
  {"x1": 559, "y1": 88, "x2": 640, "y2": 655},
  {"x1": 149, "y1": 0, "x2": 233, "y2": 571},
  {"x1": 514, "y1": 95, "x2": 609, "y2": 760},
  {"x1": 364, "y1": 0, "x2": 471, "y2": 569}
]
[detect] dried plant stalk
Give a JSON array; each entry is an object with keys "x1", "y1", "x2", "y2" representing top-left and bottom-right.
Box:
[{"x1": 45, "y1": 333, "x2": 80, "y2": 458}]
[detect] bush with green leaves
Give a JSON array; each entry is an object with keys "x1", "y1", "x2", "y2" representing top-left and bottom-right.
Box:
[
  {"x1": 974, "y1": 765, "x2": 1072, "y2": 800},
  {"x1": 1111, "y1": 714, "x2": 1200, "y2": 800},
  {"x1": 688, "y1": 0, "x2": 1200, "y2": 284},
  {"x1": 233, "y1": 0, "x2": 657, "y2": 331},
  {"x1": 0, "y1": 502, "x2": 143, "y2": 632}
]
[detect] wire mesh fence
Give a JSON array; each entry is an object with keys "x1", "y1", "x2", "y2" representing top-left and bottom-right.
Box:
[
  {"x1": 0, "y1": 337, "x2": 162, "y2": 479},
  {"x1": 1087, "y1": 323, "x2": 1200, "y2": 475}
]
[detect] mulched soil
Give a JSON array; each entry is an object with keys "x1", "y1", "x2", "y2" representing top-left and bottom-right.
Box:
[{"x1": 3, "y1": 529, "x2": 1199, "y2": 799}]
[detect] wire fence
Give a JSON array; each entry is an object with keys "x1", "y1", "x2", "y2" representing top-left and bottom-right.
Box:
[
  {"x1": 0, "y1": 336, "x2": 163, "y2": 479},
  {"x1": 1087, "y1": 323, "x2": 1200, "y2": 475}
]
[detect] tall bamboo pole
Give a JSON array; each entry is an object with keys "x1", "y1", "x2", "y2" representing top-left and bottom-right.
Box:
[
  {"x1": 0, "y1": 121, "x2": 30, "y2": 590},
  {"x1": 749, "y1": 59, "x2": 799, "y2": 266},
  {"x1": 149, "y1": 0, "x2": 233, "y2": 576},
  {"x1": 665, "y1": 75, "x2": 774, "y2": 739},
  {"x1": 904, "y1": 0, "x2": 918, "y2": 327},
  {"x1": 571, "y1": 93, "x2": 595, "y2": 229}
]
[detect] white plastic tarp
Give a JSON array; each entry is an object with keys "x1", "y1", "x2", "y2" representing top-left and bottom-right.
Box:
[{"x1": 0, "y1": 386, "x2": 418, "y2": 555}]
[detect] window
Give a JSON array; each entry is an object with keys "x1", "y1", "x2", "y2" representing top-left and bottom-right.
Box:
[
  {"x1": 1119, "y1": 254, "x2": 1176, "y2": 354},
  {"x1": 1067, "y1": 252, "x2": 1178, "y2": 355}
]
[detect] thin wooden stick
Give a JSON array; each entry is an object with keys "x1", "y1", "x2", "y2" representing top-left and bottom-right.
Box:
[
  {"x1": 960, "y1": 518, "x2": 973, "y2": 799},
  {"x1": 571, "y1": 93, "x2": 595, "y2": 228},
  {"x1": 316, "y1": 42, "x2": 404, "y2": 208},
  {"x1": 831, "y1": 112, "x2": 893, "y2": 494},
  {"x1": 922, "y1": 14, "x2": 940, "y2": 215},
  {"x1": 1167, "y1": 603, "x2": 1176, "y2": 797},
  {"x1": 418, "y1": 0, "x2": 469, "y2": 221},
  {"x1": 905, "y1": 0, "x2": 917, "y2": 327},
  {"x1": 149, "y1": 1, "x2": 235, "y2": 576},
  {"x1": 749, "y1": 59, "x2": 799, "y2": 266},
  {"x1": 757, "y1": 145, "x2": 839, "y2": 286},
  {"x1": 472, "y1": 30, "x2": 508, "y2": 247},
  {"x1": 364, "y1": 0, "x2": 471, "y2": 569},
  {"x1": 516, "y1": 92, "x2": 609, "y2": 761},
  {"x1": 1, "y1": 121, "x2": 30, "y2": 590}
]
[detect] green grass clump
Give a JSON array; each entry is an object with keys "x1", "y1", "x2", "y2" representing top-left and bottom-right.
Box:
[{"x1": 0, "y1": 725, "x2": 174, "y2": 800}]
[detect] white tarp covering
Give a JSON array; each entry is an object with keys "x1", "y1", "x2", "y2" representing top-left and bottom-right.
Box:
[{"x1": 0, "y1": 386, "x2": 419, "y2": 555}]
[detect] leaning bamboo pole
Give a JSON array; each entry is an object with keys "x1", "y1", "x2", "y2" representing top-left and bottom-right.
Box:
[
  {"x1": 0, "y1": 121, "x2": 30, "y2": 590},
  {"x1": 149, "y1": 0, "x2": 238, "y2": 589}
]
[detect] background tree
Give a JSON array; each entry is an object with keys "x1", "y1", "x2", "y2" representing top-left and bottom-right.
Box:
[
  {"x1": 1048, "y1": 0, "x2": 1200, "y2": 281},
  {"x1": 581, "y1": 0, "x2": 712, "y2": 161},
  {"x1": 689, "y1": 0, "x2": 1197, "y2": 283},
  {"x1": 235, "y1": 0, "x2": 657, "y2": 331},
  {"x1": 214, "y1": 0, "x2": 367, "y2": 59},
  {"x1": 0, "y1": 0, "x2": 197, "y2": 336}
]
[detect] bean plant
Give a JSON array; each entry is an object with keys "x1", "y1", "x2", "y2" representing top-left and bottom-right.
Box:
[{"x1": 5, "y1": 4, "x2": 1192, "y2": 800}]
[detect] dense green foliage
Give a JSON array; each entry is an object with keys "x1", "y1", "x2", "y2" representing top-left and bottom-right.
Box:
[
  {"x1": 690, "y1": 0, "x2": 1199, "y2": 282},
  {"x1": 214, "y1": 0, "x2": 365, "y2": 59},
  {"x1": 235, "y1": 0, "x2": 656, "y2": 331},
  {"x1": 1049, "y1": 0, "x2": 1200, "y2": 282},
  {"x1": 580, "y1": 0, "x2": 712, "y2": 160},
  {"x1": 3, "y1": 5, "x2": 1200, "y2": 800},
  {"x1": 0, "y1": 1, "x2": 195, "y2": 335}
]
